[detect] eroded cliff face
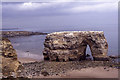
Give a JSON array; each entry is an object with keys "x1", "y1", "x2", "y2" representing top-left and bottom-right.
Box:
[
  {"x1": 0, "y1": 37, "x2": 22, "y2": 78},
  {"x1": 43, "y1": 31, "x2": 109, "y2": 61}
]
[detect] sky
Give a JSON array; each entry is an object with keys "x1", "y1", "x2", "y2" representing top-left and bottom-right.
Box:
[
  {"x1": 2, "y1": 0, "x2": 118, "y2": 32},
  {"x1": 1, "y1": 0, "x2": 119, "y2": 54}
]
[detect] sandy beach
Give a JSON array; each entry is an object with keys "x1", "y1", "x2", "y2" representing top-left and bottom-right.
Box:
[
  {"x1": 62, "y1": 67, "x2": 118, "y2": 78},
  {"x1": 18, "y1": 57, "x2": 40, "y2": 63},
  {"x1": 18, "y1": 58, "x2": 119, "y2": 78},
  {"x1": 6, "y1": 31, "x2": 118, "y2": 79},
  {"x1": 34, "y1": 67, "x2": 118, "y2": 78}
]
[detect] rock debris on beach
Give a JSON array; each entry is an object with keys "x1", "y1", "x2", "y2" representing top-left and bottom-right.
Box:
[{"x1": 19, "y1": 60, "x2": 119, "y2": 78}]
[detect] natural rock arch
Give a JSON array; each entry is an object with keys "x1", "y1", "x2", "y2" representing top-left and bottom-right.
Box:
[{"x1": 43, "y1": 31, "x2": 109, "y2": 61}]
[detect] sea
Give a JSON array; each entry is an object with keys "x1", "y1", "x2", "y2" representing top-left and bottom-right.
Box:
[{"x1": 2, "y1": 25, "x2": 118, "y2": 60}]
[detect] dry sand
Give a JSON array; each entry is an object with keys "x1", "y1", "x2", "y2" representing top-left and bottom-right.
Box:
[
  {"x1": 34, "y1": 67, "x2": 118, "y2": 78},
  {"x1": 62, "y1": 67, "x2": 118, "y2": 78},
  {"x1": 18, "y1": 58, "x2": 119, "y2": 78}
]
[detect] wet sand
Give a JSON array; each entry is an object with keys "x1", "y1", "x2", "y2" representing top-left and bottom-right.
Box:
[{"x1": 18, "y1": 57, "x2": 40, "y2": 63}]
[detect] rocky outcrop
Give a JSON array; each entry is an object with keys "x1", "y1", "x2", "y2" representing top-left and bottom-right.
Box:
[
  {"x1": 1, "y1": 31, "x2": 48, "y2": 37},
  {"x1": 43, "y1": 31, "x2": 109, "y2": 61},
  {"x1": 0, "y1": 37, "x2": 22, "y2": 78}
]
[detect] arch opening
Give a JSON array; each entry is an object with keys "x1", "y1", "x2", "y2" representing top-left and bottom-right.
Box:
[{"x1": 86, "y1": 45, "x2": 93, "y2": 60}]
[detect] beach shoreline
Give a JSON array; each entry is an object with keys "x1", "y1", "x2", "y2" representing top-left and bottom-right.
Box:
[
  {"x1": 16, "y1": 49, "x2": 44, "y2": 63},
  {"x1": 18, "y1": 57, "x2": 42, "y2": 63},
  {"x1": 31, "y1": 67, "x2": 118, "y2": 78},
  {"x1": 18, "y1": 57, "x2": 119, "y2": 78},
  {"x1": 1, "y1": 30, "x2": 119, "y2": 79}
]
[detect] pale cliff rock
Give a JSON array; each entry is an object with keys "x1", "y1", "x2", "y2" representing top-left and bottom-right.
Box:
[
  {"x1": 43, "y1": 31, "x2": 109, "y2": 61},
  {"x1": 0, "y1": 37, "x2": 22, "y2": 78}
]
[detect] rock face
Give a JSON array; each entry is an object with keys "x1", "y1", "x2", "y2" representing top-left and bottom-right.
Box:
[
  {"x1": 0, "y1": 37, "x2": 22, "y2": 78},
  {"x1": 43, "y1": 31, "x2": 109, "y2": 61}
]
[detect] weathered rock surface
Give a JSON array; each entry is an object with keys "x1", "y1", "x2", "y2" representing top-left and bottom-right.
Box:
[
  {"x1": 43, "y1": 31, "x2": 109, "y2": 61},
  {"x1": 0, "y1": 37, "x2": 22, "y2": 78}
]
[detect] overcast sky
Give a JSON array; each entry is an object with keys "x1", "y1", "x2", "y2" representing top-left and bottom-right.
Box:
[{"x1": 2, "y1": 0, "x2": 118, "y2": 32}]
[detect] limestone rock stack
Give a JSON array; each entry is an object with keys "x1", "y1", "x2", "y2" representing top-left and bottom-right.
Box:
[
  {"x1": 43, "y1": 31, "x2": 109, "y2": 61},
  {"x1": 0, "y1": 37, "x2": 22, "y2": 78}
]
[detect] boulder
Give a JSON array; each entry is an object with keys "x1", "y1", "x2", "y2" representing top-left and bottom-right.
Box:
[
  {"x1": 43, "y1": 31, "x2": 109, "y2": 61},
  {"x1": 0, "y1": 37, "x2": 22, "y2": 78}
]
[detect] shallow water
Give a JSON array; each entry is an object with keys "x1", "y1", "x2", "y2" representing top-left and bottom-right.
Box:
[
  {"x1": 8, "y1": 31, "x2": 118, "y2": 60},
  {"x1": 9, "y1": 35, "x2": 46, "y2": 60}
]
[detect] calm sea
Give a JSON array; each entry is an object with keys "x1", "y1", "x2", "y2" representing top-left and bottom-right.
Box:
[{"x1": 6, "y1": 25, "x2": 118, "y2": 60}]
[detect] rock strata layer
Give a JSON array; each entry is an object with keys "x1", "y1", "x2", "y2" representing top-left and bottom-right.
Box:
[
  {"x1": 0, "y1": 37, "x2": 22, "y2": 78},
  {"x1": 43, "y1": 31, "x2": 109, "y2": 61}
]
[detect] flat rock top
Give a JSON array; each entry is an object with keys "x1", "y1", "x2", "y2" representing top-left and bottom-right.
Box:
[{"x1": 48, "y1": 31, "x2": 104, "y2": 35}]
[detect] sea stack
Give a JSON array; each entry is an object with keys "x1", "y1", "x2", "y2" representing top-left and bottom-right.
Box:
[
  {"x1": 0, "y1": 37, "x2": 22, "y2": 78},
  {"x1": 43, "y1": 31, "x2": 109, "y2": 61}
]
